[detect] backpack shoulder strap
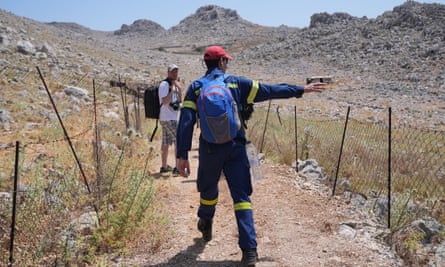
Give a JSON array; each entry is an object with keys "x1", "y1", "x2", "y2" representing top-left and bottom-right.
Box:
[
  {"x1": 222, "y1": 74, "x2": 229, "y2": 82},
  {"x1": 164, "y1": 78, "x2": 172, "y2": 86},
  {"x1": 161, "y1": 78, "x2": 172, "y2": 90}
]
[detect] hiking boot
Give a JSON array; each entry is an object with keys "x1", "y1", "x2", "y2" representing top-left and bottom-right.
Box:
[
  {"x1": 241, "y1": 248, "x2": 258, "y2": 267},
  {"x1": 197, "y1": 219, "x2": 212, "y2": 242},
  {"x1": 172, "y1": 167, "x2": 180, "y2": 176},
  {"x1": 160, "y1": 165, "x2": 173, "y2": 173}
]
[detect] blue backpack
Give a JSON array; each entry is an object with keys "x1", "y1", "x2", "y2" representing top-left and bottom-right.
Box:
[{"x1": 197, "y1": 75, "x2": 241, "y2": 144}]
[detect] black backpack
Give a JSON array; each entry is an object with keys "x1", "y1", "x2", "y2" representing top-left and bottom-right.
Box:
[
  {"x1": 144, "y1": 78, "x2": 173, "y2": 119},
  {"x1": 143, "y1": 78, "x2": 171, "y2": 141}
]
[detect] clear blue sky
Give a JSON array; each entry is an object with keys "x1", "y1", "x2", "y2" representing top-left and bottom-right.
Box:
[{"x1": 1, "y1": 0, "x2": 443, "y2": 31}]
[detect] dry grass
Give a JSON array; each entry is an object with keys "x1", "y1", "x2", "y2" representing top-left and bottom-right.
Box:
[
  {"x1": 246, "y1": 102, "x2": 445, "y2": 230},
  {"x1": 0, "y1": 72, "x2": 170, "y2": 265}
]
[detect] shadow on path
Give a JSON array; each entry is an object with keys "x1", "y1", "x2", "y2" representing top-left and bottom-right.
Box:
[{"x1": 146, "y1": 238, "x2": 239, "y2": 267}]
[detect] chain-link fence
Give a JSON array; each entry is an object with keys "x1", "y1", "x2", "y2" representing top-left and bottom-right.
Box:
[{"x1": 247, "y1": 102, "x2": 444, "y2": 230}]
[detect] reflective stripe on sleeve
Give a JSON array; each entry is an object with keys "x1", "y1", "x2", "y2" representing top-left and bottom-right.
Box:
[
  {"x1": 183, "y1": 100, "x2": 197, "y2": 111},
  {"x1": 227, "y1": 82, "x2": 238, "y2": 89},
  {"x1": 247, "y1": 80, "x2": 259, "y2": 104}
]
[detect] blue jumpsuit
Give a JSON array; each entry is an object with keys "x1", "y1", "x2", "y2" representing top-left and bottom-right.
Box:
[{"x1": 176, "y1": 67, "x2": 305, "y2": 250}]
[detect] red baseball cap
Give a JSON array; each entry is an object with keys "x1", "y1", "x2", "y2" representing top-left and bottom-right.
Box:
[{"x1": 203, "y1": 46, "x2": 233, "y2": 60}]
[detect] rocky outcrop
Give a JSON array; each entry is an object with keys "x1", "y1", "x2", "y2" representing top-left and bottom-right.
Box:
[
  {"x1": 114, "y1": 19, "x2": 165, "y2": 36},
  {"x1": 310, "y1": 12, "x2": 358, "y2": 27},
  {"x1": 46, "y1": 22, "x2": 96, "y2": 34},
  {"x1": 167, "y1": 5, "x2": 278, "y2": 47}
]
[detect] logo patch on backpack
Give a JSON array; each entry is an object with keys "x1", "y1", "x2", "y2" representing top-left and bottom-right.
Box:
[{"x1": 197, "y1": 75, "x2": 241, "y2": 144}]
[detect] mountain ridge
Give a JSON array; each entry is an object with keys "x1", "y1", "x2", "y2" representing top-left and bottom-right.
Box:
[{"x1": 0, "y1": 1, "x2": 444, "y2": 128}]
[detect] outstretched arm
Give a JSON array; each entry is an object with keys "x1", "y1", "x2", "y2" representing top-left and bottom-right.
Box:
[{"x1": 247, "y1": 80, "x2": 328, "y2": 102}]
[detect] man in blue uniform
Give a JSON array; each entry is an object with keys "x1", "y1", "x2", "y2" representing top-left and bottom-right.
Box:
[{"x1": 176, "y1": 46, "x2": 326, "y2": 266}]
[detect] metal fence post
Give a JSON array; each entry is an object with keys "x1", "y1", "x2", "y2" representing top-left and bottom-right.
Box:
[
  {"x1": 332, "y1": 106, "x2": 351, "y2": 196},
  {"x1": 260, "y1": 99, "x2": 272, "y2": 153},
  {"x1": 294, "y1": 106, "x2": 298, "y2": 171},
  {"x1": 8, "y1": 141, "x2": 20, "y2": 266},
  {"x1": 388, "y1": 107, "x2": 392, "y2": 229}
]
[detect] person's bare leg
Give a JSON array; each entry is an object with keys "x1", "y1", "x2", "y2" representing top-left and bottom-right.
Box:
[
  {"x1": 161, "y1": 144, "x2": 169, "y2": 168},
  {"x1": 175, "y1": 144, "x2": 179, "y2": 168}
]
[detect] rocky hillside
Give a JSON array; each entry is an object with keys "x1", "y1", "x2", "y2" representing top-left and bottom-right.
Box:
[
  {"x1": 238, "y1": 2, "x2": 445, "y2": 127},
  {"x1": 0, "y1": 2, "x2": 444, "y2": 131},
  {"x1": 0, "y1": 2, "x2": 444, "y2": 265}
]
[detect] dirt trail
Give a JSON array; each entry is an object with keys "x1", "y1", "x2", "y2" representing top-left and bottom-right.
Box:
[{"x1": 117, "y1": 132, "x2": 403, "y2": 267}]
